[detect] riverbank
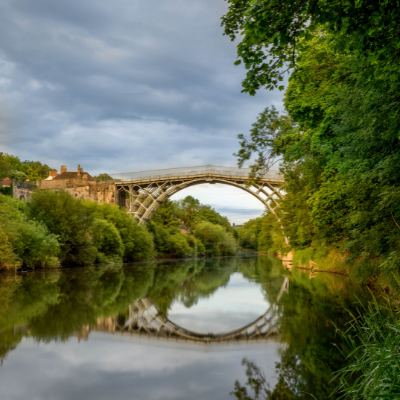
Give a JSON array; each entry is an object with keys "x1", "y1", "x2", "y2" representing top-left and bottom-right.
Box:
[{"x1": 0, "y1": 191, "x2": 240, "y2": 271}]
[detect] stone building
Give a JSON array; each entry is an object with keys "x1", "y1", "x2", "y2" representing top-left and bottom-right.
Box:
[
  {"x1": 179, "y1": 220, "x2": 190, "y2": 234},
  {"x1": 13, "y1": 164, "x2": 117, "y2": 205},
  {"x1": 1, "y1": 177, "x2": 11, "y2": 187}
]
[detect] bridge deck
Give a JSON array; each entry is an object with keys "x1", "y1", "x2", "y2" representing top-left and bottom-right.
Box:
[{"x1": 107, "y1": 165, "x2": 283, "y2": 184}]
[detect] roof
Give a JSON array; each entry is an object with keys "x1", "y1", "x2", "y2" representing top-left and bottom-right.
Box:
[
  {"x1": 52, "y1": 171, "x2": 95, "y2": 181},
  {"x1": 179, "y1": 221, "x2": 190, "y2": 231}
]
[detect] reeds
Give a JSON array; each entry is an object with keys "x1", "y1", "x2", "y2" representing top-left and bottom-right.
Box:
[{"x1": 333, "y1": 297, "x2": 400, "y2": 399}]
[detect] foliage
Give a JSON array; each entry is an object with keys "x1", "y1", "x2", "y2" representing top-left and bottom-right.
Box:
[
  {"x1": 228, "y1": 11, "x2": 400, "y2": 282},
  {"x1": 221, "y1": 0, "x2": 400, "y2": 94},
  {"x1": 150, "y1": 196, "x2": 237, "y2": 257},
  {"x1": 334, "y1": 299, "x2": 400, "y2": 399},
  {"x1": 0, "y1": 231, "x2": 22, "y2": 271},
  {"x1": 26, "y1": 190, "x2": 98, "y2": 266},
  {"x1": 236, "y1": 214, "x2": 284, "y2": 254},
  {"x1": 83, "y1": 200, "x2": 154, "y2": 262},
  {"x1": 0, "y1": 194, "x2": 60, "y2": 270},
  {"x1": 0, "y1": 186, "x2": 12, "y2": 196},
  {"x1": 92, "y1": 219, "x2": 125, "y2": 263},
  {"x1": 8, "y1": 170, "x2": 27, "y2": 182},
  {"x1": 193, "y1": 221, "x2": 237, "y2": 256},
  {"x1": 0, "y1": 152, "x2": 53, "y2": 181},
  {"x1": 153, "y1": 197, "x2": 232, "y2": 231},
  {"x1": 235, "y1": 106, "x2": 298, "y2": 176},
  {"x1": 94, "y1": 173, "x2": 113, "y2": 182}
]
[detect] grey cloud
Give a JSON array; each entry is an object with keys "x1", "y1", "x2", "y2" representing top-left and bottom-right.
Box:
[{"x1": 0, "y1": 0, "x2": 283, "y2": 175}]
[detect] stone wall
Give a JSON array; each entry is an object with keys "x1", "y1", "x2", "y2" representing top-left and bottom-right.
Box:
[
  {"x1": 13, "y1": 184, "x2": 36, "y2": 201},
  {"x1": 13, "y1": 178, "x2": 117, "y2": 206}
]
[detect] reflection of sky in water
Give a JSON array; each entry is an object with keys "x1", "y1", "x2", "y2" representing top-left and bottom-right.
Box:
[
  {"x1": 0, "y1": 268, "x2": 281, "y2": 400},
  {"x1": 169, "y1": 273, "x2": 270, "y2": 334},
  {"x1": 0, "y1": 337, "x2": 281, "y2": 400}
]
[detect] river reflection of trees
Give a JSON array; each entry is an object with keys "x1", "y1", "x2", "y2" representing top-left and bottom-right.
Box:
[
  {"x1": 231, "y1": 268, "x2": 368, "y2": 400},
  {"x1": 0, "y1": 256, "x2": 367, "y2": 398}
]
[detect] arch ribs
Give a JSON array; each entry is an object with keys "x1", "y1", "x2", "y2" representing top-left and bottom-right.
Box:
[{"x1": 114, "y1": 170, "x2": 285, "y2": 225}]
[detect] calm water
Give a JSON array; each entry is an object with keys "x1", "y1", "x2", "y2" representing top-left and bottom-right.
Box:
[{"x1": 0, "y1": 255, "x2": 368, "y2": 400}]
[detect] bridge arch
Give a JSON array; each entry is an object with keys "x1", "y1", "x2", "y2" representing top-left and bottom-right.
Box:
[
  {"x1": 113, "y1": 165, "x2": 285, "y2": 229},
  {"x1": 92, "y1": 276, "x2": 289, "y2": 345}
]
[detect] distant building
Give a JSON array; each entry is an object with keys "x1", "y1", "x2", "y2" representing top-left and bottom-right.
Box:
[
  {"x1": 45, "y1": 170, "x2": 58, "y2": 180},
  {"x1": 179, "y1": 220, "x2": 190, "y2": 234},
  {"x1": 1, "y1": 177, "x2": 11, "y2": 187},
  {"x1": 14, "y1": 163, "x2": 116, "y2": 205},
  {"x1": 50, "y1": 165, "x2": 96, "y2": 183}
]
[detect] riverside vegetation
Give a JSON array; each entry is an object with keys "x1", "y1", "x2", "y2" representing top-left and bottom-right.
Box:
[
  {"x1": 0, "y1": 186, "x2": 237, "y2": 270},
  {"x1": 222, "y1": 0, "x2": 400, "y2": 290},
  {"x1": 221, "y1": 0, "x2": 400, "y2": 398},
  {"x1": 0, "y1": 152, "x2": 237, "y2": 271}
]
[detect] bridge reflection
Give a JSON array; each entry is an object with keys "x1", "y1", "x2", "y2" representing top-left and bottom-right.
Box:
[{"x1": 76, "y1": 276, "x2": 289, "y2": 347}]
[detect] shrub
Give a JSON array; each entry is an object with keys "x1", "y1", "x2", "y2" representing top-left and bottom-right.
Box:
[
  {"x1": 169, "y1": 233, "x2": 193, "y2": 257},
  {"x1": 92, "y1": 218, "x2": 124, "y2": 263},
  {"x1": 0, "y1": 231, "x2": 22, "y2": 271},
  {"x1": 193, "y1": 221, "x2": 238, "y2": 256},
  {"x1": 0, "y1": 186, "x2": 12, "y2": 196},
  {"x1": 0, "y1": 194, "x2": 60, "y2": 269},
  {"x1": 147, "y1": 222, "x2": 172, "y2": 255},
  {"x1": 219, "y1": 232, "x2": 238, "y2": 256},
  {"x1": 83, "y1": 201, "x2": 154, "y2": 261},
  {"x1": 26, "y1": 190, "x2": 97, "y2": 266}
]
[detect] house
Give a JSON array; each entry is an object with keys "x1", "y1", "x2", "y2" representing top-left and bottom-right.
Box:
[
  {"x1": 50, "y1": 165, "x2": 96, "y2": 183},
  {"x1": 45, "y1": 170, "x2": 59, "y2": 180},
  {"x1": 179, "y1": 220, "x2": 190, "y2": 234},
  {"x1": 1, "y1": 177, "x2": 11, "y2": 187}
]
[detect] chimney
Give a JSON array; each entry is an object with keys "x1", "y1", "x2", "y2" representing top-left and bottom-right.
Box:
[
  {"x1": 77, "y1": 164, "x2": 81, "y2": 176},
  {"x1": 49, "y1": 170, "x2": 58, "y2": 178},
  {"x1": 80, "y1": 167, "x2": 83, "y2": 173},
  {"x1": 61, "y1": 165, "x2": 67, "y2": 173}
]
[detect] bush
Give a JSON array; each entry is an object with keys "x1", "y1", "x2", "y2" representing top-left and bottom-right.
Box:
[
  {"x1": 0, "y1": 194, "x2": 60, "y2": 269},
  {"x1": 148, "y1": 222, "x2": 173, "y2": 255},
  {"x1": 219, "y1": 232, "x2": 238, "y2": 256},
  {"x1": 0, "y1": 186, "x2": 12, "y2": 196},
  {"x1": 26, "y1": 190, "x2": 97, "y2": 266},
  {"x1": 169, "y1": 233, "x2": 193, "y2": 257},
  {"x1": 83, "y1": 201, "x2": 154, "y2": 261},
  {"x1": 0, "y1": 231, "x2": 22, "y2": 271},
  {"x1": 92, "y1": 218, "x2": 125, "y2": 263},
  {"x1": 193, "y1": 221, "x2": 238, "y2": 256}
]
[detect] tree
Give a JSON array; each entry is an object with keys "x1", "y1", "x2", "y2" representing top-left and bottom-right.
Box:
[
  {"x1": 234, "y1": 106, "x2": 298, "y2": 178},
  {"x1": 8, "y1": 170, "x2": 27, "y2": 182},
  {"x1": 221, "y1": 0, "x2": 400, "y2": 94},
  {"x1": 94, "y1": 173, "x2": 113, "y2": 182},
  {"x1": 26, "y1": 190, "x2": 98, "y2": 266}
]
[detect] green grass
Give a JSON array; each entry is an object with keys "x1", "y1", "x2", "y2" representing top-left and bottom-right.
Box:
[{"x1": 333, "y1": 296, "x2": 400, "y2": 399}]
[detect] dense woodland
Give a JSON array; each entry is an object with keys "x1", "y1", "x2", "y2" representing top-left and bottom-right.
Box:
[
  {"x1": 221, "y1": 0, "x2": 400, "y2": 290},
  {"x1": 0, "y1": 179, "x2": 237, "y2": 270},
  {"x1": 221, "y1": 2, "x2": 400, "y2": 396}
]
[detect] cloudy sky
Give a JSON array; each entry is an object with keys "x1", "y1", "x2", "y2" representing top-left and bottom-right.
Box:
[{"x1": 0, "y1": 0, "x2": 284, "y2": 223}]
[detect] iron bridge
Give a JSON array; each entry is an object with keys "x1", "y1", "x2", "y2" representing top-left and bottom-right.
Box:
[{"x1": 110, "y1": 165, "x2": 285, "y2": 225}]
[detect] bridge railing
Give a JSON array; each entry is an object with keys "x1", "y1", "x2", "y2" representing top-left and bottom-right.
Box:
[{"x1": 108, "y1": 165, "x2": 282, "y2": 182}]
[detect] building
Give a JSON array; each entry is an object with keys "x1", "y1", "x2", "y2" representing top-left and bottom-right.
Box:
[
  {"x1": 14, "y1": 164, "x2": 116, "y2": 205},
  {"x1": 45, "y1": 170, "x2": 59, "y2": 180},
  {"x1": 1, "y1": 177, "x2": 11, "y2": 187},
  {"x1": 179, "y1": 220, "x2": 190, "y2": 234}
]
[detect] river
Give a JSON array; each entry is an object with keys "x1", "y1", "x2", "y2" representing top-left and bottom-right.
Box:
[{"x1": 0, "y1": 255, "x2": 369, "y2": 399}]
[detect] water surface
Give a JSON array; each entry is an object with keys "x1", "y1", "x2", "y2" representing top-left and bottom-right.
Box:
[{"x1": 0, "y1": 255, "x2": 368, "y2": 399}]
